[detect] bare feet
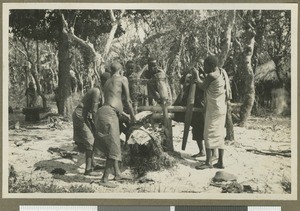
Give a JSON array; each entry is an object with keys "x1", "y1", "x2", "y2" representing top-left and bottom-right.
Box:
[
  {"x1": 114, "y1": 174, "x2": 133, "y2": 181},
  {"x1": 195, "y1": 163, "x2": 213, "y2": 170},
  {"x1": 93, "y1": 164, "x2": 105, "y2": 171},
  {"x1": 191, "y1": 152, "x2": 205, "y2": 158},
  {"x1": 213, "y1": 163, "x2": 225, "y2": 169},
  {"x1": 84, "y1": 170, "x2": 102, "y2": 176},
  {"x1": 84, "y1": 169, "x2": 93, "y2": 175},
  {"x1": 99, "y1": 181, "x2": 117, "y2": 188}
]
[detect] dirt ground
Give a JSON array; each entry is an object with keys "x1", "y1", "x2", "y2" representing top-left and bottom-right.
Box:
[{"x1": 7, "y1": 109, "x2": 292, "y2": 196}]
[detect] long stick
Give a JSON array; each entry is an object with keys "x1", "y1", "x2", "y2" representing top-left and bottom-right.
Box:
[{"x1": 137, "y1": 105, "x2": 203, "y2": 113}]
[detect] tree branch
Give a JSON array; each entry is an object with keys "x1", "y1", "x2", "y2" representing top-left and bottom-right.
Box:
[
  {"x1": 218, "y1": 10, "x2": 235, "y2": 67},
  {"x1": 234, "y1": 37, "x2": 243, "y2": 52},
  {"x1": 18, "y1": 38, "x2": 34, "y2": 66},
  {"x1": 11, "y1": 41, "x2": 27, "y2": 58},
  {"x1": 103, "y1": 10, "x2": 125, "y2": 57},
  {"x1": 109, "y1": 9, "x2": 116, "y2": 22}
]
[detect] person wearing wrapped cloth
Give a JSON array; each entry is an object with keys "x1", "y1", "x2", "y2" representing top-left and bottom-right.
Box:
[
  {"x1": 94, "y1": 62, "x2": 136, "y2": 188},
  {"x1": 173, "y1": 68, "x2": 206, "y2": 158},
  {"x1": 72, "y1": 86, "x2": 102, "y2": 175},
  {"x1": 192, "y1": 55, "x2": 232, "y2": 170}
]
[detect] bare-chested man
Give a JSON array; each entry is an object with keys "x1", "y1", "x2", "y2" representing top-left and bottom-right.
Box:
[
  {"x1": 72, "y1": 86, "x2": 102, "y2": 175},
  {"x1": 140, "y1": 57, "x2": 171, "y2": 105},
  {"x1": 94, "y1": 62, "x2": 136, "y2": 188}
]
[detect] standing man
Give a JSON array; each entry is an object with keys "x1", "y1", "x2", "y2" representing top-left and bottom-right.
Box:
[
  {"x1": 72, "y1": 85, "x2": 102, "y2": 175},
  {"x1": 94, "y1": 62, "x2": 136, "y2": 188},
  {"x1": 173, "y1": 71, "x2": 206, "y2": 158},
  {"x1": 141, "y1": 57, "x2": 171, "y2": 105},
  {"x1": 25, "y1": 82, "x2": 37, "y2": 107},
  {"x1": 193, "y1": 55, "x2": 231, "y2": 170},
  {"x1": 124, "y1": 60, "x2": 135, "y2": 78}
]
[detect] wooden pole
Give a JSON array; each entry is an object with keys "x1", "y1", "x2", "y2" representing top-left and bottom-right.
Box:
[
  {"x1": 161, "y1": 100, "x2": 173, "y2": 151},
  {"x1": 137, "y1": 106, "x2": 203, "y2": 113},
  {"x1": 182, "y1": 83, "x2": 196, "y2": 150},
  {"x1": 25, "y1": 66, "x2": 29, "y2": 107}
]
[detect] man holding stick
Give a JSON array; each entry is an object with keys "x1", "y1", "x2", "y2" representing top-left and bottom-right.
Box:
[{"x1": 192, "y1": 55, "x2": 231, "y2": 169}]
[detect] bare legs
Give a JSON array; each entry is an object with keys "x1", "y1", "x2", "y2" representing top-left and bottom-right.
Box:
[
  {"x1": 195, "y1": 148, "x2": 224, "y2": 170},
  {"x1": 211, "y1": 149, "x2": 217, "y2": 161},
  {"x1": 84, "y1": 149, "x2": 93, "y2": 175},
  {"x1": 192, "y1": 140, "x2": 217, "y2": 160},
  {"x1": 100, "y1": 158, "x2": 117, "y2": 188},
  {"x1": 191, "y1": 140, "x2": 206, "y2": 158},
  {"x1": 100, "y1": 158, "x2": 132, "y2": 188},
  {"x1": 213, "y1": 149, "x2": 224, "y2": 169},
  {"x1": 101, "y1": 158, "x2": 114, "y2": 183}
]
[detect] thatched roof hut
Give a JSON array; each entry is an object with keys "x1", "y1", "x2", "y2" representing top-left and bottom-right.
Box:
[
  {"x1": 254, "y1": 59, "x2": 291, "y2": 83},
  {"x1": 254, "y1": 61, "x2": 278, "y2": 83}
]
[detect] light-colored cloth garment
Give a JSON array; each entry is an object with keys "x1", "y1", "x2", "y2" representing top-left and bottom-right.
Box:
[
  {"x1": 94, "y1": 105, "x2": 121, "y2": 161},
  {"x1": 204, "y1": 69, "x2": 230, "y2": 149},
  {"x1": 72, "y1": 106, "x2": 94, "y2": 152}
]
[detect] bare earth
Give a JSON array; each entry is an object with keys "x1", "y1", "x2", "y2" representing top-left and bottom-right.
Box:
[{"x1": 7, "y1": 112, "x2": 291, "y2": 195}]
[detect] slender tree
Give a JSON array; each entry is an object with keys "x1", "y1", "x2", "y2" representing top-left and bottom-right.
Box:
[{"x1": 235, "y1": 10, "x2": 257, "y2": 126}]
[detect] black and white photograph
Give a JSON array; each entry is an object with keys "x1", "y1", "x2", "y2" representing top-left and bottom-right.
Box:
[{"x1": 2, "y1": 3, "x2": 297, "y2": 199}]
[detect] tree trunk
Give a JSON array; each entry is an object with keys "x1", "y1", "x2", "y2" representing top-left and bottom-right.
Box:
[
  {"x1": 103, "y1": 10, "x2": 125, "y2": 58},
  {"x1": 238, "y1": 29, "x2": 256, "y2": 126},
  {"x1": 36, "y1": 40, "x2": 47, "y2": 108},
  {"x1": 225, "y1": 101, "x2": 234, "y2": 140},
  {"x1": 57, "y1": 13, "x2": 73, "y2": 118},
  {"x1": 17, "y1": 38, "x2": 48, "y2": 108},
  {"x1": 218, "y1": 10, "x2": 235, "y2": 140}
]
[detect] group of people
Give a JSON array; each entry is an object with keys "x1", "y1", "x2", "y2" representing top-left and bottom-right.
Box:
[
  {"x1": 191, "y1": 55, "x2": 231, "y2": 169},
  {"x1": 72, "y1": 55, "x2": 231, "y2": 188},
  {"x1": 175, "y1": 55, "x2": 231, "y2": 169}
]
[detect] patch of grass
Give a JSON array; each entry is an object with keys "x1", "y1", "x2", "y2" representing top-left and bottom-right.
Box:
[
  {"x1": 69, "y1": 184, "x2": 95, "y2": 193},
  {"x1": 9, "y1": 177, "x2": 66, "y2": 193},
  {"x1": 9, "y1": 177, "x2": 95, "y2": 193},
  {"x1": 8, "y1": 165, "x2": 94, "y2": 193}
]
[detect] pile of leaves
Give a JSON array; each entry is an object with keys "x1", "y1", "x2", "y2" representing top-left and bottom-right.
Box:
[{"x1": 122, "y1": 124, "x2": 177, "y2": 177}]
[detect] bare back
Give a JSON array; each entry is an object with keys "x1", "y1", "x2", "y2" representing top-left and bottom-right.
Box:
[{"x1": 103, "y1": 75, "x2": 126, "y2": 113}]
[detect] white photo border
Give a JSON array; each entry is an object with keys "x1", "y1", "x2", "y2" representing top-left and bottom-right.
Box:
[{"x1": 2, "y1": 2, "x2": 298, "y2": 200}]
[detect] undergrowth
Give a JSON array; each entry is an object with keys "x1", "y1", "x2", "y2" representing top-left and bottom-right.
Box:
[{"x1": 8, "y1": 165, "x2": 94, "y2": 193}]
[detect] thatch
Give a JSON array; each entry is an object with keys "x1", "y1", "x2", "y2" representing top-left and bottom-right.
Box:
[
  {"x1": 254, "y1": 61, "x2": 277, "y2": 82},
  {"x1": 254, "y1": 59, "x2": 291, "y2": 83}
]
